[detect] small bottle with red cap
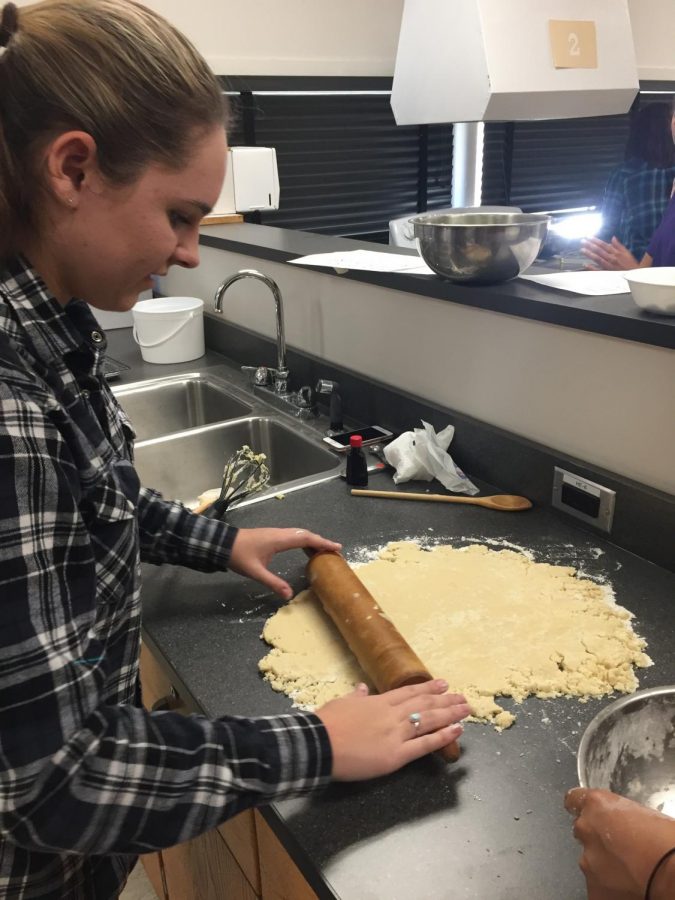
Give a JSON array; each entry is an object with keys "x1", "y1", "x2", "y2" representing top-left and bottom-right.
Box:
[{"x1": 345, "y1": 434, "x2": 368, "y2": 487}]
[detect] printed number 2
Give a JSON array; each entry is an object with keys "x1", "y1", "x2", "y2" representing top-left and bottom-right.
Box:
[{"x1": 568, "y1": 32, "x2": 581, "y2": 56}]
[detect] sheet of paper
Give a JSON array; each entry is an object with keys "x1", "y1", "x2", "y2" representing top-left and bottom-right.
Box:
[
  {"x1": 519, "y1": 270, "x2": 631, "y2": 296},
  {"x1": 289, "y1": 249, "x2": 435, "y2": 275}
]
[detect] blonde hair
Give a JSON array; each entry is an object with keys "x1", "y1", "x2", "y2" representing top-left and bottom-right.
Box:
[{"x1": 0, "y1": 0, "x2": 227, "y2": 261}]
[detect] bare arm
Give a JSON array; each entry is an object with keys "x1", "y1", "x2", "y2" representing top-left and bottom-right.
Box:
[{"x1": 565, "y1": 788, "x2": 675, "y2": 899}]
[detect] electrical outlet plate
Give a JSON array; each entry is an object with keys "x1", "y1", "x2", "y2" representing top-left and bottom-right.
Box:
[{"x1": 552, "y1": 467, "x2": 616, "y2": 533}]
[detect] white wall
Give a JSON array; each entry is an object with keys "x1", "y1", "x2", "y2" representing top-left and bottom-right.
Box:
[
  {"x1": 13, "y1": 0, "x2": 674, "y2": 81},
  {"x1": 628, "y1": 0, "x2": 675, "y2": 81},
  {"x1": 163, "y1": 245, "x2": 675, "y2": 496},
  {"x1": 142, "y1": 0, "x2": 671, "y2": 83},
  {"x1": 140, "y1": 0, "x2": 403, "y2": 76},
  {"x1": 11, "y1": 0, "x2": 402, "y2": 76}
]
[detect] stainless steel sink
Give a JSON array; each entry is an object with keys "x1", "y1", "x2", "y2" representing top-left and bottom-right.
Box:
[
  {"x1": 133, "y1": 416, "x2": 341, "y2": 507},
  {"x1": 113, "y1": 374, "x2": 253, "y2": 442}
]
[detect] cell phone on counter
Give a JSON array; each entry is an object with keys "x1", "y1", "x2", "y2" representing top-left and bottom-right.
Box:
[{"x1": 322, "y1": 425, "x2": 394, "y2": 452}]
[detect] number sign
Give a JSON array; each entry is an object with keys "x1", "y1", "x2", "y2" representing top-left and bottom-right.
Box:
[{"x1": 549, "y1": 20, "x2": 598, "y2": 69}]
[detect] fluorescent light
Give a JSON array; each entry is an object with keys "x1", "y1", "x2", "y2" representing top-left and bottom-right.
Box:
[{"x1": 549, "y1": 212, "x2": 603, "y2": 240}]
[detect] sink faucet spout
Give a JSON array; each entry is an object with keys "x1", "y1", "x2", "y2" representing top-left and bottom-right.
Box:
[{"x1": 214, "y1": 269, "x2": 288, "y2": 391}]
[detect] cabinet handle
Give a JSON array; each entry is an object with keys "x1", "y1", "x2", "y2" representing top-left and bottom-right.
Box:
[{"x1": 151, "y1": 686, "x2": 181, "y2": 712}]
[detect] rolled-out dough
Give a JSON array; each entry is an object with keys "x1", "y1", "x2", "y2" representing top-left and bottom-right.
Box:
[{"x1": 259, "y1": 542, "x2": 651, "y2": 728}]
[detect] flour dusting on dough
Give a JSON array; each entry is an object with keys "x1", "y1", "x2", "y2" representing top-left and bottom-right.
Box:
[{"x1": 258, "y1": 541, "x2": 651, "y2": 729}]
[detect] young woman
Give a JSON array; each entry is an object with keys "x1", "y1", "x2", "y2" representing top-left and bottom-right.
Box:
[
  {"x1": 0, "y1": 2, "x2": 468, "y2": 897},
  {"x1": 594, "y1": 102, "x2": 675, "y2": 260},
  {"x1": 582, "y1": 99, "x2": 675, "y2": 270}
]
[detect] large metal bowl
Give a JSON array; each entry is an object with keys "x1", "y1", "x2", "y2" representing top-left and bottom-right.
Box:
[
  {"x1": 577, "y1": 686, "x2": 675, "y2": 818},
  {"x1": 411, "y1": 211, "x2": 550, "y2": 284}
]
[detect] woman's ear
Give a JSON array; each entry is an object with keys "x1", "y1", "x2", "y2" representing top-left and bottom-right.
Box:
[{"x1": 43, "y1": 131, "x2": 102, "y2": 209}]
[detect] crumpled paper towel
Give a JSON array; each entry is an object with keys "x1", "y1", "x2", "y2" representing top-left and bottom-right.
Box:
[{"x1": 383, "y1": 421, "x2": 479, "y2": 495}]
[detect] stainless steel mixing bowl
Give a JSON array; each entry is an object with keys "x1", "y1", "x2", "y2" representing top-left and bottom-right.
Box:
[
  {"x1": 410, "y1": 211, "x2": 550, "y2": 284},
  {"x1": 578, "y1": 686, "x2": 675, "y2": 818}
]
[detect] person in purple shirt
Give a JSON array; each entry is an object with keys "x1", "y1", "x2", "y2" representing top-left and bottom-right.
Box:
[
  {"x1": 645, "y1": 191, "x2": 675, "y2": 265},
  {"x1": 582, "y1": 97, "x2": 675, "y2": 270},
  {"x1": 595, "y1": 102, "x2": 675, "y2": 259}
]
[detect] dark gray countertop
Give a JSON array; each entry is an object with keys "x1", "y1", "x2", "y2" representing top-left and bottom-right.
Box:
[
  {"x1": 199, "y1": 223, "x2": 675, "y2": 350},
  {"x1": 127, "y1": 341, "x2": 675, "y2": 898}
]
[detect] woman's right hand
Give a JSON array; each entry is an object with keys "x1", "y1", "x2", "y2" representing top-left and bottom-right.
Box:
[
  {"x1": 565, "y1": 787, "x2": 675, "y2": 899},
  {"x1": 581, "y1": 236, "x2": 639, "y2": 270},
  {"x1": 316, "y1": 680, "x2": 470, "y2": 781}
]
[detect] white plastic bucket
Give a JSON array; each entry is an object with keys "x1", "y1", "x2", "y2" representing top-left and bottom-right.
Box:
[{"x1": 132, "y1": 297, "x2": 205, "y2": 364}]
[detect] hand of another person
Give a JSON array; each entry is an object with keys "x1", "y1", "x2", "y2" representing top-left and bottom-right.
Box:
[
  {"x1": 581, "y1": 236, "x2": 639, "y2": 271},
  {"x1": 228, "y1": 528, "x2": 341, "y2": 599},
  {"x1": 317, "y1": 680, "x2": 470, "y2": 780},
  {"x1": 565, "y1": 787, "x2": 675, "y2": 900}
]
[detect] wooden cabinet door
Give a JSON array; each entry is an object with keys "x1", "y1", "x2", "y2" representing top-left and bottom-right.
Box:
[
  {"x1": 218, "y1": 810, "x2": 261, "y2": 895},
  {"x1": 255, "y1": 812, "x2": 317, "y2": 900},
  {"x1": 139, "y1": 642, "x2": 188, "y2": 714},
  {"x1": 139, "y1": 642, "x2": 262, "y2": 898},
  {"x1": 162, "y1": 828, "x2": 258, "y2": 900},
  {"x1": 140, "y1": 852, "x2": 168, "y2": 900}
]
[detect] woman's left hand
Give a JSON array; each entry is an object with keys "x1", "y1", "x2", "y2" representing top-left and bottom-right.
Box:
[
  {"x1": 228, "y1": 528, "x2": 341, "y2": 599},
  {"x1": 581, "y1": 236, "x2": 639, "y2": 270}
]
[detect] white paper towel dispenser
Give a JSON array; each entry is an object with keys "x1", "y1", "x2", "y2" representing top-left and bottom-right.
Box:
[
  {"x1": 391, "y1": 0, "x2": 639, "y2": 124},
  {"x1": 212, "y1": 146, "x2": 280, "y2": 215}
]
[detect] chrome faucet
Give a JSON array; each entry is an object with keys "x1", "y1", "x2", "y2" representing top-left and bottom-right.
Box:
[{"x1": 214, "y1": 269, "x2": 289, "y2": 394}]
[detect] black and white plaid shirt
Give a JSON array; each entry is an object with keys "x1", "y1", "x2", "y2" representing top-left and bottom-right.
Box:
[{"x1": 0, "y1": 258, "x2": 331, "y2": 899}]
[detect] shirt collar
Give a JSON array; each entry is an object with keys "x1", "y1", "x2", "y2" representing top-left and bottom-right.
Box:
[{"x1": 0, "y1": 255, "x2": 107, "y2": 370}]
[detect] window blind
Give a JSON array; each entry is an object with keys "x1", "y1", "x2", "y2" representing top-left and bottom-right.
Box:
[
  {"x1": 225, "y1": 81, "x2": 666, "y2": 232},
  {"x1": 483, "y1": 115, "x2": 631, "y2": 212},
  {"x1": 228, "y1": 92, "x2": 453, "y2": 241}
]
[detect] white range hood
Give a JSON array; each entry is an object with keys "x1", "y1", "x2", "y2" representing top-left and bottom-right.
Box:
[{"x1": 391, "y1": 0, "x2": 640, "y2": 124}]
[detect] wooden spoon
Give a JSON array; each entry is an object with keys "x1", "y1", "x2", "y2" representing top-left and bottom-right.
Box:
[{"x1": 350, "y1": 489, "x2": 532, "y2": 511}]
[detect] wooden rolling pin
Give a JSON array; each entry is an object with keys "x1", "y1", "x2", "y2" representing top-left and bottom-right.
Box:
[{"x1": 306, "y1": 550, "x2": 460, "y2": 762}]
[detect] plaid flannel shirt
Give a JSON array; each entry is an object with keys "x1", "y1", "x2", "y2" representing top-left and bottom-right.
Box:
[
  {"x1": 597, "y1": 160, "x2": 675, "y2": 259},
  {"x1": 0, "y1": 258, "x2": 331, "y2": 899}
]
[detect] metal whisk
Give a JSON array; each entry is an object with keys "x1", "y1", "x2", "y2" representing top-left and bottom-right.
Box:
[{"x1": 195, "y1": 446, "x2": 270, "y2": 519}]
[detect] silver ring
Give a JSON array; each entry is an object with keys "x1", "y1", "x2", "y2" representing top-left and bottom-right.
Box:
[{"x1": 408, "y1": 712, "x2": 422, "y2": 733}]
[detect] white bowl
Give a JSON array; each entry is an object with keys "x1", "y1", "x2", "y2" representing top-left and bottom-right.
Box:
[{"x1": 624, "y1": 267, "x2": 675, "y2": 315}]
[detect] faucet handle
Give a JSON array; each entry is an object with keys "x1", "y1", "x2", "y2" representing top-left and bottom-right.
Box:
[
  {"x1": 297, "y1": 385, "x2": 314, "y2": 408},
  {"x1": 270, "y1": 366, "x2": 290, "y2": 395},
  {"x1": 241, "y1": 365, "x2": 270, "y2": 386},
  {"x1": 315, "y1": 379, "x2": 343, "y2": 430},
  {"x1": 315, "y1": 378, "x2": 339, "y2": 396}
]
